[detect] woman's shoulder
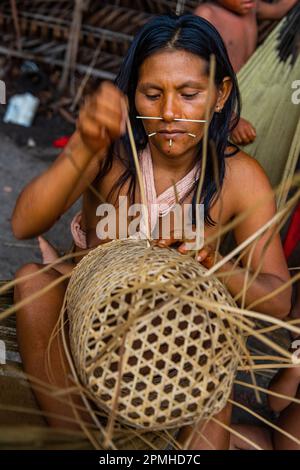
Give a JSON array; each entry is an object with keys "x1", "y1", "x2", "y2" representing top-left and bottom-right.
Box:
[
  {"x1": 225, "y1": 147, "x2": 270, "y2": 185},
  {"x1": 223, "y1": 147, "x2": 274, "y2": 212}
]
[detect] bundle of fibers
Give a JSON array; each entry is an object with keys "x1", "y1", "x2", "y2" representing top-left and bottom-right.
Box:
[{"x1": 65, "y1": 239, "x2": 244, "y2": 431}]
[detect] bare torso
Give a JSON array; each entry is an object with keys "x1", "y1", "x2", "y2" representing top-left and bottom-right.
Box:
[
  {"x1": 195, "y1": 3, "x2": 258, "y2": 72},
  {"x1": 78, "y1": 147, "x2": 242, "y2": 254}
]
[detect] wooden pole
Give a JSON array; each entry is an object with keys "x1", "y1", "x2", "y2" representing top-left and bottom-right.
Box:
[{"x1": 58, "y1": 0, "x2": 84, "y2": 93}]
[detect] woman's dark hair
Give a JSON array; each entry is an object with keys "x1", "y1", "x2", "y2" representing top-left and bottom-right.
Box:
[{"x1": 99, "y1": 13, "x2": 241, "y2": 225}]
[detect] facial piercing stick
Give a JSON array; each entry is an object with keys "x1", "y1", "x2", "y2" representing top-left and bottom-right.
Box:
[
  {"x1": 137, "y1": 116, "x2": 163, "y2": 120},
  {"x1": 136, "y1": 116, "x2": 207, "y2": 123},
  {"x1": 175, "y1": 118, "x2": 206, "y2": 123}
]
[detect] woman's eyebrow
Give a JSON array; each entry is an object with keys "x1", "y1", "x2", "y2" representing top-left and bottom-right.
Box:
[
  {"x1": 177, "y1": 81, "x2": 206, "y2": 89},
  {"x1": 138, "y1": 82, "x2": 162, "y2": 91}
]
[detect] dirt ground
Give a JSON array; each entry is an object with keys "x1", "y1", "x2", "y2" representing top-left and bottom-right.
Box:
[{"x1": 0, "y1": 120, "x2": 78, "y2": 279}]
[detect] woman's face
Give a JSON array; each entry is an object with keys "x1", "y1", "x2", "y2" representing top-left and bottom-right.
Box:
[{"x1": 135, "y1": 49, "x2": 231, "y2": 159}]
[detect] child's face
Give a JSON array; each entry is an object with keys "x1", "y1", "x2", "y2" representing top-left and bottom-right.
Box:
[{"x1": 218, "y1": 0, "x2": 257, "y2": 15}]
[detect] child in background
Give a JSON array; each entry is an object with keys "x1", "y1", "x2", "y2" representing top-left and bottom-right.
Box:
[{"x1": 195, "y1": 0, "x2": 298, "y2": 145}]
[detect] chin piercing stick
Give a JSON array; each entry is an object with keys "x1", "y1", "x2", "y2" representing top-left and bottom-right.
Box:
[
  {"x1": 148, "y1": 132, "x2": 157, "y2": 137},
  {"x1": 188, "y1": 133, "x2": 196, "y2": 138},
  {"x1": 169, "y1": 139, "x2": 173, "y2": 147}
]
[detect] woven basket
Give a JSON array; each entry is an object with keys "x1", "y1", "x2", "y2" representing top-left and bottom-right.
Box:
[{"x1": 66, "y1": 239, "x2": 243, "y2": 431}]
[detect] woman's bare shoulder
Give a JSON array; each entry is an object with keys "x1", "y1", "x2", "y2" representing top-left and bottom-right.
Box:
[
  {"x1": 225, "y1": 148, "x2": 269, "y2": 185},
  {"x1": 223, "y1": 148, "x2": 273, "y2": 212}
]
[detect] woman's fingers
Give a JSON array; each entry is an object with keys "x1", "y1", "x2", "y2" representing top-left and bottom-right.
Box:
[
  {"x1": 178, "y1": 242, "x2": 189, "y2": 254},
  {"x1": 77, "y1": 81, "x2": 127, "y2": 153},
  {"x1": 155, "y1": 235, "x2": 220, "y2": 269},
  {"x1": 154, "y1": 227, "x2": 185, "y2": 247},
  {"x1": 197, "y1": 245, "x2": 212, "y2": 261},
  {"x1": 155, "y1": 236, "x2": 178, "y2": 248},
  {"x1": 197, "y1": 245, "x2": 219, "y2": 269},
  {"x1": 95, "y1": 85, "x2": 127, "y2": 134}
]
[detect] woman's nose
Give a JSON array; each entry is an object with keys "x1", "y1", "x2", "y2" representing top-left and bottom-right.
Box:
[{"x1": 161, "y1": 95, "x2": 179, "y2": 122}]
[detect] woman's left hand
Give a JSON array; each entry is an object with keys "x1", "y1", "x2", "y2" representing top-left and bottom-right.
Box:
[{"x1": 153, "y1": 233, "x2": 222, "y2": 270}]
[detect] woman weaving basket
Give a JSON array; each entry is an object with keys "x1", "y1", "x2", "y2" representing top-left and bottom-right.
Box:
[{"x1": 11, "y1": 14, "x2": 291, "y2": 449}]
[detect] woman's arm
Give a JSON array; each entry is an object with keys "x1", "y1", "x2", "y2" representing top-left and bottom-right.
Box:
[
  {"x1": 11, "y1": 82, "x2": 126, "y2": 239},
  {"x1": 257, "y1": 0, "x2": 298, "y2": 20},
  {"x1": 173, "y1": 154, "x2": 291, "y2": 318},
  {"x1": 156, "y1": 153, "x2": 290, "y2": 318},
  {"x1": 211, "y1": 155, "x2": 291, "y2": 318},
  {"x1": 215, "y1": 259, "x2": 290, "y2": 318},
  {"x1": 12, "y1": 132, "x2": 99, "y2": 239}
]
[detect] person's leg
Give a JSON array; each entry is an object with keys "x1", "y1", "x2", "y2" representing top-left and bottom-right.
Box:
[
  {"x1": 290, "y1": 278, "x2": 300, "y2": 323},
  {"x1": 273, "y1": 403, "x2": 300, "y2": 450},
  {"x1": 270, "y1": 366, "x2": 300, "y2": 450},
  {"x1": 14, "y1": 262, "x2": 93, "y2": 430},
  {"x1": 38, "y1": 236, "x2": 75, "y2": 276},
  {"x1": 230, "y1": 424, "x2": 273, "y2": 450},
  {"x1": 177, "y1": 400, "x2": 232, "y2": 450}
]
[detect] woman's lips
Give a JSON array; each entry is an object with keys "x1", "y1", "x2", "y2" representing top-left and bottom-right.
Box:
[{"x1": 158, "y1": 132, "x2": 185, "y2": 139}]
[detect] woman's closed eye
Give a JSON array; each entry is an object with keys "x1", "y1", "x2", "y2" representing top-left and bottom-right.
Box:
[
  {"x1": 145, "y1": 92, "x2": 202, "y2": 100},
  {"x1": 182, "y1": 92, "x2": 200, "y2": 99},
  {"x1": 145, "y1": 94, "x2": 161, "y2": 100}
]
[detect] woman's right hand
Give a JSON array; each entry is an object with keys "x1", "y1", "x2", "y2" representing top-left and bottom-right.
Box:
[{"x1": 77, "y1": 81, "x2": 127, "y2": 155}]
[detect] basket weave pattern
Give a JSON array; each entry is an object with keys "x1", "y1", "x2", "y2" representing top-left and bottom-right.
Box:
[{"x1": 66, "y1": 239, "x2": 242, "y2": 430}]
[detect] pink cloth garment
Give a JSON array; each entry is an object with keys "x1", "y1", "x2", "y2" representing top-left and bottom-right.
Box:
[
  {"x1": 70, "y1": 144, "x2": 200, "y2": 246},
  {"x1": 139, "y1": 144, "x2": 200, "y2": 237}
]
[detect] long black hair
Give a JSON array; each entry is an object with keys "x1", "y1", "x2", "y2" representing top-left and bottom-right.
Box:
[{"x1": 99, "y1": 13, "x2": 241, "y2": 225}]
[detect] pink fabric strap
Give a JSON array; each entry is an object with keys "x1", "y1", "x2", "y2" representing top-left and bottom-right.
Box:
[
  {"x1": 70, "y1": 145, "x2": 200, "y2": 245},
  {"x1": 139, "y1": 144, "x2": 200, "y2": 235}
]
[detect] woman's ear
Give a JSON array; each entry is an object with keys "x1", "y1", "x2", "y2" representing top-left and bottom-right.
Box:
[{"x1": 215, "y1": 77, "x2": 233, "y2": 113}]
